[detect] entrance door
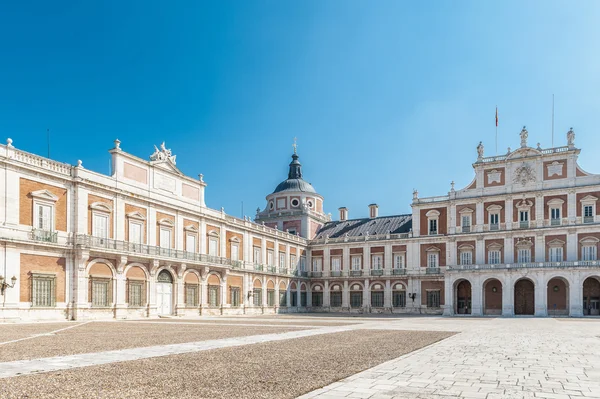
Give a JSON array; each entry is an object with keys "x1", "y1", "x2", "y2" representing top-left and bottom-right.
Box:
[
  {"x1": 156, "y1": 270, "x2": 173, "y2": 315},
  {"x1": 514, "y1": 279, "x2": 535, "y2": 315}
]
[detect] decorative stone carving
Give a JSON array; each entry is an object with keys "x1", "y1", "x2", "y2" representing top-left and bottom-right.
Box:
[
  {"x1": 547, "y1": 161, "x2": 564, "y2": 177},
  {"x1": 150, "y1": 142, "x2": 177, "y2": 164},
  {"x1": 477, "y1": 141, "x2": 484, "y2": 159},
  {"x1": 513, "y1": 163, "x2": 536, "y2": 186},
  {"x1": 520, "y1": 126, "x2": 528, "y2": 148},
  {"x1": 487, "y1": 169, "x2": 502, "y2": 184}
]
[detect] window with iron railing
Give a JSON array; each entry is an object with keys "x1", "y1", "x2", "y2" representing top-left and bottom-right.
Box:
[
  {"x1": 331, "y1": 257, "x2": 341, "y2": 272},
  {"x1": 330, "y1": 291, "x2": 342, "y2": 307},
  {"x1": 279, "y1": 291, "x2": 287, "y2": 306},
  {"x1": 300, "y1": 292, "x2": 307, "y2": 307},
  {"x1": 519, "y1": 211, "x2": 529, "y2": 228},
  {"x1": 489, "y1": 213, "x2": 499, "y2": 231},
  {"x1": 230, "y1": 287, "x2": 241, "y2": 307},
  {"x1": 208, "y1": 285, "x2": 220, "y2": 307},
  {"x1": 550, "y1": 208, "x2": 561, "y2": 226},
  {"x1": 371, "y1": 291, "x2": 384, "y2": 307},
  {"x1": 461, "y1": 215, "x2": 471, "y2": 233},
  {"x1": 393, "y1": 291, "x2": 406, "y2": 308},
  {"x1": 31, "y1": 273, "x2": 56, "y2": 307},
  {"x1": 350, "y1": 292, "x2": 363, "y2": 308},
  {"x1": 312, "y1": 292, "x2": 323, "y2": 307},
  {"x1": 517, "y1": 249, "x2": 531, "y2": 263},
  {"x1": 91, "y1": 278, "x2": 111, "y2": 307},
  {"x1": 584, "y1": 205, "x2": 594, "y2": 223},
  {"x1": 460, "y1": 251, "x2": 473, "y2": 266},
  {"x1": 488, "y1": 250, "x2": 501, "y2": 265},
  {"x1": 549, "y1": 247, "x2": 563, "y2": 262},
  {"x1": 582, "y1": 245, "x2": 597, "y2": 261},
  {"x1": 427, "y1": 290, "x2": 440, "y2": 308},
  {"x1": 429, "y1": 219, "x2": 438, "y2": 235},
  {"x1": 267, "y1": 289, "x2": 275, "y2": 306},
  {"x1": 128, "y1": 281, "x2": 145, "y2": 307},
  {"x1": 184, "y1": 284, "x2": 198, "y2": 307},
  {"x1": 253, "y1": 288, "x2": 262, "y2": 306}
]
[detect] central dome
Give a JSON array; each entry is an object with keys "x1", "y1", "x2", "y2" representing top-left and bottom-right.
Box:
[{"x1": 273, "y1": 178, "x2": 316, "y2": 194}]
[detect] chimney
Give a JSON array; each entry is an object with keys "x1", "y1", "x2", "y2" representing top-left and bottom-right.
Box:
[
  {"x1": 339, "y1": 207, "x2": 348, "y2": 221},
  {"x1": 369, "y1": 203, "x2": 379, "y2": 219}
]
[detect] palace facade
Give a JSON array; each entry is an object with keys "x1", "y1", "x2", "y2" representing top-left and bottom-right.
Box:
[{"x1": 1, "y1": 126, "x2": 600, "y2": 320}]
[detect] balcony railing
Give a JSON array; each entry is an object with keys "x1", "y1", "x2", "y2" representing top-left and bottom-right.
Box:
[
  {"x1": 519, "y1": 221, "x2": 530, "y2": 229},
  {"x1": 254, "y1": 264, "x2": 264, "y2": 271},
  {"x1": 489, "y1": 223, "x2": 499, "y2": 231},
  {"x1": 462, "y1": 225, "x2": 471, "y2": 233},
  {"x1": 309, "y1": 271, "x2": 323, "y2": 278},
  {"x1": 349, "y1": 270, "x2": 363, "y2": 277},
  {"x1": 279, "y1": 268, "x2": 288, "y2": 275},
  {"x1": 392, "y1": 268, "x2": 407, "y2": 275},
  {"x1": 425, "y1": 267, "x2": 441, "y2": 275},
  {"x1": 448, "y1": 260, "x2": 600, "y2": 271},
  {"x1": 330, "y1": 270, "x2": 343, "y2": 277},
  {"x1": 370, "y1": 269, "x2": 384, "y2": 276},
  {"x1": 31, "y1": 229, "x2": 58, "y2": 243},
  {"x1": 267, "y1": 266, "x2": 277, "y2": 273},
  {"x1": 429, "y1": 230, "x2": 438, "y2": 236},
  {"x1": 584, "y1": 216, "x2": 594, "y2": 224},
  {"x1": 550, "y1": 218, "x2": 561, "y2": 226}
]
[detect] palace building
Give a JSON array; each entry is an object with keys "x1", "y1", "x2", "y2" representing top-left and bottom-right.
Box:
[{"x1": 1, "y1": 126, "x2": 599, "y2": 320}]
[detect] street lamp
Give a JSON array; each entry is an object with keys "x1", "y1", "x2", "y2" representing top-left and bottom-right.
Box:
[
  {"x1": 0, "y1": 275, "x2": 17, "y2": 295},
  {"x1": 408, "y1": 292, "x2": 417, "y2": 302}
]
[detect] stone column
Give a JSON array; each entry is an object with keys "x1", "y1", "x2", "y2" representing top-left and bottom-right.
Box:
[
  {"x1": 502, "y1": 275, "x2": 514, "y2": 316},
  {"x1": 342, "y1": 280, "x2": 349, "y2": 309},
  {"x1": 475, "y1": 200, "x2": 484, "y2": 233},
  {"x1": 567, "y1": 229, "x2": 577, "y2": 262},
  {"x1": 570, "y1": 273, "x2": 583, "y2": 317},
  {"x1": 200, "y1": 267, "x2": 209, "y2": 315},
  {"x1": 114, "y1": 256, "x2": 128, "y2": 319},
  {"x1": 506, "y1": 197, "x2": 514, "y2": 230},
  {"x1": 342, "y1": 246, "x2": 350, "y2": 276},
  {"x1": 324, "y1": 280, "x2": 330, "y2": 309},
  {"x1": 535, "y1": 233, "x2": 545, "y2": 262},
  {"x1": 535, "y1": 194, "x2": 544, "y2": 228},
  {"x1": 363, "y1": 246, "x2": 371, "y2": 275},
  {"x1": 363, "y1": 278, "x2": 370, "y2": 312},
  {"x1": 323, "y1": 246, "x2": 330, "y2": 277},
  {"x1": 147, "y1": 259, "x2": 160, "y2": 317},
  {"x1": 470, "y1": 275, "x2": 482, "y2": 316},
  {"x1": 384, "y1": 279, "x2": 391, "y2": 311},
  {"x1": 505, "y1": 237, "x2": 514, "y2": 264},
  {"x1": 475, "y1": 237, "x2": 485, "y2": 265},
  {"x1": 449, "y1": 203, "x2": 456, "y2": 235},
  {"x1": 384, "y1": 244, "x2": 392, "y2": 274},
  {"x1": 567, "y1": 189, "x2": 577, "y2": 225},
  {"x1": 175, "y1": 264, "x2": 186, "y2": 316},
  {"x1": 443, "y1": 276, "x2": 453, "y2": 316},
  {"x1": 221, "y1": 272, "x2": 228, "y2": 314},
  {"x1": 296, "y1": 282, "x2": 301, "y2": 309},
  {"x1": 262, "y1": 275, "x2": 267, "y2": 311}
]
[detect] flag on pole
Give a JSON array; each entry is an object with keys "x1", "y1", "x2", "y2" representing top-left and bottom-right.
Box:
[{"x1": 495, "y1": 107, "x2": 498, "y2": 127}]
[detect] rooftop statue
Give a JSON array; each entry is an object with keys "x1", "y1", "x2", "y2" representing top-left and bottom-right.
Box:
[
  {"x1": 520, "y1": 126, "x2": 528, "y2": 148},
  {"x1": 150, "y1": 142, "x2": 177, "y2": 165}
]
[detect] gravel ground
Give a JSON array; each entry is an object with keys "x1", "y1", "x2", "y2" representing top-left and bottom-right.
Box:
[
  {"x1": 1, "y1": 329, "x2": 454, "y2": 399},
  {"x1": 0, "y1": 323, "x2": 76, "y2": 343},
  {"x1": 0, "y1": 322, "x2": 305, "y2": 362},
  {"x1": 131, "y1": 319, "x2": 356, "y2": 326}
]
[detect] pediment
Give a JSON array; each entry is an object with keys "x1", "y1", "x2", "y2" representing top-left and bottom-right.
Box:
[
  {"x1": 425, "y1": 210, "x2": 440, "y2": 217},
  {"x1": 184, "y1": 225, "x2": 198, "y2": 233},
  {"x1": 486, "y1": 204, "x2": 503, "y2": 212},
  {"x1": 425, "y1": 246, "x2": 440, "y2": 252},
  {"x1": 30, "y1": 189, "x2": 59, "y2": 202},
  {"x1": 158, "y1": 218, "x2": 174, "y2": 227},
  {"x1": 506, "y1": 147, "x2": 542, "y2": 160},
  {"x1": 458, "y1": 207, "x2": 474, "y2": 214},
  {"x1": 487, "y1": 243, "x2": 503, "y2": 250},
  {"x1": 90, "y1": 202, "x2": 112, "y2": 212},
  {"x1": 546, "y1": 239, "x2": 565, "y2": 247},
  {"x1": 580, "y1": 236, "x2": 600, "y2": 245},
  {"x1": 580, "y1": 195, "x2": 598, "y2": 203},
  {"x1": 151, "y1": 158, "x2": 183, "y2": 176},
  {"x1": 458, "y1": 244, "x2": 474, "y2": 251},
  {"x1": 126, "y1": 211, "x2": 146, "y2": 221}
]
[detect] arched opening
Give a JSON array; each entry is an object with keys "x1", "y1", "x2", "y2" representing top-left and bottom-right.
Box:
[
  {"x1": 454, "y1": 279, "x2": 472, "y2": 314},
  {"x1": 126, "y1": 266, "x2": 147, "y2": 308},
  {"x1": 330, "y1": 284, "x2": 342, "y2": 308},
  {"x1": 267, "y1": 280, "x2": 275, "y2": 307},
  {"x1": 547, "y1": 277, "x2": 569, "y2": 316},
  {"x1": 311, "y1": 285, "x2": 323, "y2": 307},
  {"x1": 392, "y1": 283, "x2": 406, "y2": 309},
  {"x1": 183, "y1": 272, "x2": 200, "y2": 308},
  {"x1": 514, "y1": 278, "x2": 535, "y2": 315},
  {"x1": 350, "y1": 283, "x2": 363, "y2": 309},
  {"x1": 300, "y1": 283, "x2": 307, "y2": 307},
  {"x1": 290, "y1": 282, "x2": 298, "y2": 307},
  {"x1": 482, "y1": 278, "x2": 502, "y2": 315},
  {"x1": 156, "y1": 269, "x2": 174, "y2": 315},
  {"x1": 583, "y1": 277, "x2": 600, "y2": 316},
  {"x1": 253, "y1": 279, "x2": 263, "y2": 307},
  {"x1": 278, "y1": 282, "x2": 287, "y2": 307},
  {"x1": 370, "y1": 282, "x2": 384, "y2": 308}
]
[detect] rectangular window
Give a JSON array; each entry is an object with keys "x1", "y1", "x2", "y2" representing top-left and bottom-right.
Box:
[
  {"x1": 429, "y1": 219, "x2": 438, "y2": 235},
  {"x1": 371, "y1": 291, "x2": 384, "y2": 307},
  {"x1": 351, "y1": 256, "x2": 361, "y2": 270},
  {"x1": 209, "y1": 239, "x2": 218, "y2": 256},
  {"x1": 230, "y1": 244, "x2": 239, "y2": 261},
  {"x1": 300, "y1": 292, "x2": 307, "y2": 307},
  {"x1": 253, "y1": 288, "x2": 262, "y2": 306},
  {"x1": 92, "y1": 214, "x2": 109, "y2": 238},
  {"x1": 290, "y1": 255, "x2": 297, "y2": 269},
  {"x1": 584, "y1": 205, "x2": 594, "y2": 223},
  {"x1": 267, "y1": 289, "x2": 275, "y2": 306},
  {"x1": 549, "y1": 246, "x2": 563, "y2": 262},
  {"x1": 330, "y1": 291, "x2": 342, "y2": 307},
  {"x1": 300, "y1": 256, "x2": 306, "y2": 272},
  {"x1": 31, "y1": 274, "x2": 56, "y2": 307},
  {"x1": 427, "y1": 252, "x2": 439, "y2": 268},
  {"x1": 36, "y1": 203, "x2": 53, "y2": 231},
  {"x1": 129, "y1": 221, "x2": 143, "y2": 244},
  {"x1": 489, "y1": 250, "x2": 501, "y2": 265},
  {"x1": 331, "y1": 257, "x2": 341, "y2": 271},
  {"x1": 230, "y1": 287, "x2": 241, "y2": 307},
  {"x1": 460, "y1": 251, "x2": 472, "y2": 265},
  {"x1": 312, "y1": 292, "x2": 323, "y2": 307},
  {"x1": 372, "y1": 255, "x2": 383, "y2": 269},
  {"x1": 279, "y1": 290, "x2": 287, "y2": 306},
  {"x1": 393, "y1": 254, "x2": 405, "y2": 269},
  {"x1": 520, "y1": 211, "x2": 529, "y2": 222},
  {"x1": 267, "y1": 250, "x2": 274, "y2": 266},
  {"x1": 489, "y1": 213, "x2": 499, "y2": 229},
  {"x1": 312, "y1": 257, "x2": 322, "y2": 272},
  {"x1": 253, "y1": 247, "x2": 261, "y2": 264},
  {"x1": 461, "y1": 215, "x2": 471, "y2": 232},
  {"x1": 291, "y1": 292, "x2": 297, "y2": 307},
  {"x1": 279, "y1": 252, "x2": 285, "y2": 268},
  {"x1": 551, "y1": 208, "x2": 560, "y2": 220},
  {"x1": 159, "y1": 228, "x2": 171, "y2": 249},
  {"x1": 517, "y1": 249, "x2": 531, "y2": 263},
  {"x1": 186, "y1": 234, "x2": 196, "y2": 253},
  {"x1": 350, "y1": 292, "x2": 363, "y2": 308},
  {"x1": 185, "y1": 284, "x2": 198, "y2": 307},
  {"x1": 208, "y1": 285, "x2": 220, "y2": 307},
  {"x1": 128, "y1": 281, "x2": 144, "y2": 307},
  {"x1": 392, "y1": 291, "x2": 406, "y2": 308},
  {"x1": 427, "y1": 290, "x2": 441, "y2": 308},
  {"x1": 582, "y1": 246, "x2": 598, "y2": 261},
  {"x1": 91, "y1": 279, "x2": 110, "y2": 307}
]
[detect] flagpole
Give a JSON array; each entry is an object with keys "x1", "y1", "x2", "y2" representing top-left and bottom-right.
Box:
[{"x1": 495, "y1": 106, "x2": 498, "y2": 155}]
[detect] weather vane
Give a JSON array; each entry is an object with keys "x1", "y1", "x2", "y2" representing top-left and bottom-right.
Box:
[{"x1": 293, "y1": 137, "x2": 297, "y2": 154}]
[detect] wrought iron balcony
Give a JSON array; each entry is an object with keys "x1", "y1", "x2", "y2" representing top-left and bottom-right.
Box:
[
  {"x1": 267, "y1": 265, "x2": 277, "y2": 273},
  {"x1": 489, "y1": 223, "x2": 499, "y2": 231},
  {"x1": 462, "y1": 225, "x2": 471, "y2": 233},
  {"x1": 31, "y1": 229, "x2": 58, "y2": 243},
  {"x1": 279, "y1": 267, "x2": 288, "y2": 275},
  {"x1": 448, "y1": 260, "x2": 600, "y2": 271},
  {"x1": 584, "y1": 216, "x2": 594, "y2": 224},
  {"x1": 519, "y1": 221, "x2": 530, "y2": 229},
  {"x1": 550, "y1": 218, "x2": 561, "y2": 226},
  {"x1": 330, "y1": 270, "x2": 343, "y2": 277},
  {"x1": 392, "y1": 268, "x2": 407, "y2": 275},
  {"x1": 349, "y1": 270, "x2": 363, "y2": 277},
  {"x1": 425, "y1": 267, "x2": 441, "y2": 275},
  {"x1": 254, "y1": 264, "x2": 264, "y2": 271},
  {"x1": 309, "y1": 271, "x2": 323, "y2": 278},
  {"x1": 370, "y1": 269, "x2": 384, "y2": 276}
]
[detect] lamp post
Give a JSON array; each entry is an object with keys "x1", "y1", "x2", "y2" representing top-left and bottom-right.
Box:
[
  {"x1": 408, "y1": 292, "x2": 420, "y2": 314},
  {"x1": 0, "y1": 275, "x2": 17, "y2": 295}
]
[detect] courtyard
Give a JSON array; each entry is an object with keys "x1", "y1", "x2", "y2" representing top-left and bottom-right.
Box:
[{"x1": 0, "y1": 316, "x2": 597, "y2": 398}]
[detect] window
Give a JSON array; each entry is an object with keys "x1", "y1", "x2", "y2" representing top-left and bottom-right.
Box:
[
  {"x1": 279, "y1": 252, "x2": 285, "y2": 268},
  {"x1": 461, "y1": 215, "x2": 471, "y2": 232},
  {"x1": 92, "y1": 214, "x2": 108, "y2": 238},
  {"x1": 551, "y1": 208, "x2": 561, "y2": 224},
  {"x1": 291, "y1": 292, "x2": 298, "y2": 307},
  {"x1": 331, "y1": 257, "x2": 341, "y2": 272},
  {"x1": 350, "y1": 292, "x2": 363, "y2": 308},
  {"x1": 186, "y1": 234, "x2": 196, "y2": 253},
  {"x1": 427, "y1": 252, "x2": 439, "y2": 268},
  {"x1": 312, "y1": 257, "x2": 322, "y2": 272},
  {"x1": 488, "y1": 250, "x2": 501, "y2": 265},
  {"x1": 253, "y1": 247, "x2": 261, "y2": 264},
  {"x1": 128, "y1": 281, "x2": 144, "y2": 307},
  {"x1": 159, "y1": 228, "x2": 171, "y2": 249},
  {"x1": 518, "y1": 249, "x2": 531, "y2": 263},
  {"x1": 312, "y1": 291, "x2": 323, "y2": 307},
  {"x1": 351, "y1": 256, "x2": 361, "y2": 270},
  {"x1": 31, "y1": 274, "x2": 56, "y2": 307},
  {"x1": 584, "y1": 205, "x2": 594, "y2": 223},
  {"x1": 91, "y1": 278, "x2": 110, "y2": 307},
  {"x1": 330, "y1": 291, "x2": 342, "y2": 307},
  {"x1": 582, "y1": 245, "x2": 598, "y2": 261},
  {"x1": 489, "y1": 213, "x2": 499, "y2": 230},
  {"x1": 427, "y1": 290, "x2": 441, "y2": 308},
  {"x1": 279, "y1": 290, "x2": 287, "y2": 306},
  {"x1": 291, "y1": 198, "x2": 299, "y2": 207},
  {"x1": 35, "y1": 203, "x2": 53, "y2": 231},
  {"x1": 371, "y1": 291, "x2": 384, "y2": 307},
  {"x1": 300, "y1": 256, "x2": 306, "y2": 271},
  {"x1": 519, "y1": 210, "x2": 529, "y2": 228},
  {"x1": 300, "y1": 291, "x2": 307, "y2": 307},
  {"x1": 209, "y1": 238, "x2": 218, "y2": 256},
  {"x1": 460, "y1": 251, "x2": 472, "y2": 265},
  {"x1": 208, "y1": 285, "x2": 220, "y2": 306},
  {"x1": 290, "y1": 255, "x2": 297, "y2": 269},
  {"x1": 393, "y1": 254, "x2": 405, "y2": 269},
  {"x1": 253, "y1": 288, "x2": 262, "y2": 306},
  {"x1": 267, "y1": 289, "x2": 275, "y2": 306},
  {"x1": 267, "y1": 250, "x2": 274, "y2": 266},
  {"x1": 549, "y1": 247, "x2": 563, "y2": 262},
  {"x1": 393, "y1": 291, "x2": 406, "y2": 308},
  {"x1": 230, "y1": 287, "x2": 241, "y2": 307},
  {"x1": 129, "y1": 221, "x2": 143, "y2": 244},
  {"x1": 185, "y1": 284, "x2": 198, "y2": 306},
  {"x1": 429, "y1": 219, "x2": 438, "y2": 235},
  {"x1": 372, "y1": 255, "x2": 383, "y2": 270},
  {"x1": 288, "y1": 229, "x2": 297, "y2": 236}
]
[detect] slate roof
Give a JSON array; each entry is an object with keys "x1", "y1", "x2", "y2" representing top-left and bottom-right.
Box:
[
  {"x1": 315, "y1": 214, "x2": 412, "y2": 239},
  {"x1": 273, "y1": 178, "x2": 317, "y2": 194}
]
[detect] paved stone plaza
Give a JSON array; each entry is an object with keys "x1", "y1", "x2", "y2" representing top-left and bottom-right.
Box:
[{"x1": 0, "y1": 316, "x2": 599, "y2": 398}]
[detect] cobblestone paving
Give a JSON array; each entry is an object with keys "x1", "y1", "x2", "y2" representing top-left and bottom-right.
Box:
[{"x1": 300, "y1": 318, "x2": 600, "y2": 399}]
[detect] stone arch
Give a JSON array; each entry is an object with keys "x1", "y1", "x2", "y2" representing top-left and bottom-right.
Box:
[
  {"x1": 86, "y1": 259, "x2": 116, "y2": 277},
  {"x1": 124, "y1": 263, "x2": 149, "y2": 280},
  {"x1": 279, "y1": 281, "x2": 287, "y2": 291},
  {"x1": 156, "y1": 268, "x2": 175, "y2": 283},
  {"x1": 253, "y1": 278, "x2": 263, "y2": 289},
  {"x1": 310, "y1": 283, "x2": 324, "y2": 291},
  {"x1": 290, "y1": 281, "x2": 297, "y2": 291},
  {"x1": 582, "y1": 275, "x2": 600, "y2": 316},
  {"x1": 267, "y1": 280, "x2": 275, "y2": 290},
  {"x1": 207, "y1": 273, "x2": 221, "y2": 285},
  {"x1": 349, "y1": 281, "x2": 363, "y2": 308},
  {"x1": 546, "y1": 275, "x2": 570, "y2": 316},
  {"x1": 453, "y1": 278, "x2": 472, "y2": 315},
  {"x1": 482, "y1": 277, "x2": 503, "y2": 315},
  {"x1": 183, "y1": 270, "x2": 200, "y2": 284},
  {"x1": 514, "y1": 277, "x2": 535, "y2": 315},
  {"x1": 300, "y1": 282, "x2": 307, "y2": 291},
  {"x1": 369, "y1": 281, "x2": 385, "y2": 291}
]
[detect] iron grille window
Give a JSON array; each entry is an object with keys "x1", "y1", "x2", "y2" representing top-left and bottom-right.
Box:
[
  {"x1": 489, "y1": 250, "x2": 501, "y2": 265},
  {"x1": 350, "y1": 292, "x2": 363, "y2": 308},
  {"x1": 429, "y1": 219, "x2": 438, "y2": 235},
  {"x1": 267, "y1": 289, "x2": 275, "y2": 306},
  {"x1": 91, "y1": 278, "x2": 111, "y2": 307},
  {"x1": 330, "y1": 291, "x2": 342, "y2": 307},
  {"x1": 291, "y1": 291, "x2": 298, "y2": 307},
  {"x1": 279, "y1": 291, "x2": 287, "y2": 306},
  {"x1": 128, "y1": 281, "x2": 144, "y2": 307},
  {"x1": 300, "y1": 292, "x2": 307, "y2": 307},
  {"x1": 185, "y1": 284, "x2": 199, "y2": 307},
  {"x1": 460, "y1": 251, "x2": 473, "y2": 265},
  {"x1": 393, "y1": 291, "x2": 406, "y2": 308},
  {"x1": 426, "y1": 290, "x2": 441, "y2": 308},
  {"x1": 208, "y1": 285, "x2": 220, "y2": 307},
  {"x1": 517, "y1": 249, "x2": 531, "y2": 263},
  {"x1": 585, "y1": 205, "x2": 594, "y2": 217},
  {"x1": 230, "y1": 287, "x2": 241, "y2": 307},
  {"x1": 312, "y1": 292, "x2": 323, "y2": 307},
  {"x1": 253, "y1": 288, "x2": 262, "y2": 306},
  {"x1": 583, "y1": 246, "x2": 597, "y2": 261},
  {"x1": 489, "y1": 213, "x2": 499, "y2": 228},
  {"x1": 427, "y1": 253, "x2": 439, "y2": 267},
  {"x1": 371, "y1": 291, "x2": 384, "y2": 307},
  {"x1": 549, "y1": 247, "x2": 563, "y2": 262},
  {"x1": 31, "y1": 273, "x2": 56, "y2": 307}
]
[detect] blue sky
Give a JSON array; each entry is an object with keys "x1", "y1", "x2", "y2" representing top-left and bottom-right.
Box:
[{"x1": 1, "y1": 1, "x2": 600, "y2": 219}]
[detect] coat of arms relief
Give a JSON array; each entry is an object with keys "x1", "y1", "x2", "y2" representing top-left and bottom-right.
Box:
[{"x1": 513, "y1": 163, "x2": 536, "y2": 186}]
